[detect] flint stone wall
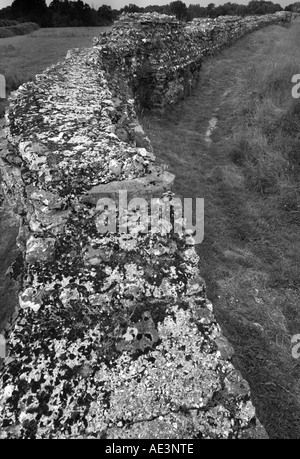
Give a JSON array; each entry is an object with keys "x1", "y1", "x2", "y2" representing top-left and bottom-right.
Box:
[
  {"x1": 0, "y1": 12, "x2": 289, "y2": 439},
  {"x1": 96, "y1": 11, "x2": 290, "y2": 112}
]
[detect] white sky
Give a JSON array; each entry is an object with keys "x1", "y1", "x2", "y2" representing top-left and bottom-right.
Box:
[{"x1": 0, "y1": 0, "x2": 293, "y2": 12}]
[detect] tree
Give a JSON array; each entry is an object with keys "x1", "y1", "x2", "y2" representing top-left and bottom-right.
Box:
[
  {"x1": 235, "y1": 4, "x2": 248, "y2": 16},
  {"x1": 98, "y1": 5, "x2": 113, "y2": 24},
  {"x1": 170, "y1": 1, "x2": 188, "y2": 21},
  {"x1": 11, "y1": 0, "x2": 49, "y2": 25},
  {"x1": 285, "y1": 2, "x2": 300, "y2": 11},
  {"x1": 122, "y1": 4, "x2": 142, "y2": 14},
  {"x1": 207, "y1": 3, "x2": 217, "y2": 18},
  {"x1": 0, "y1": 6, "x2": 13, "y2": 20},
  {"x1": 187, "y1": 4, "x2": 207, "y2": 18},
  {"x1": 247, "y1": 1, "x2": 281, "y2": 15},
  {"x1": 49, "y1": 0, "x2": 95, "y2": 27}
]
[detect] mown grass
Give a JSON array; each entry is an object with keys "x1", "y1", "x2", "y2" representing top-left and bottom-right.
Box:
[
  {"x1": 143, "y1": 20, "x2": 300, "y2": 438},
  {"x1": 0, "y1": 26, "x2": 111, "y2": 117}
]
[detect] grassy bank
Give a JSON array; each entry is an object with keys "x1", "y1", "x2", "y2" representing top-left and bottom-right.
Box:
[
  {"x1": 227, "y1": 23, "x2": 300, "y2": 212},
  {"x1": 143, "y1": 20, "x2": 300, "y2": 438},
  {"x1": 0, "y1": 22, "x2": 39, "y2": 39},
  {"x1": 0, "y1": 26, "x2": 111, "y2": 117}
]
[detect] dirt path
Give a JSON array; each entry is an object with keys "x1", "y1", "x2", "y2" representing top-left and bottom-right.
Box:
[{"x1": 145, "y1": 23, "x2": 300, "y2": 438}]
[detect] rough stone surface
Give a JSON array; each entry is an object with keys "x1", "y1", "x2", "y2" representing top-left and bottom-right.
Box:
[
  {"x1": 0, "y1": 12, "x2": 288, "y2": 439},
  {"x1": 82, "y1": 165, "x2": 175, "y2": 204},
  {"x1": 96, "y1": 11, "x2": 290, "y2": 113}
]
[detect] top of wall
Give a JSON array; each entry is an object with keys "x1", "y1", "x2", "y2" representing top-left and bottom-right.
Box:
[
  {"x1": 96, "y1": 11, "x2": 291, "y2": 56},
  {"x1": 114, "y1": 11, "x2": 181, "y2": 28}
]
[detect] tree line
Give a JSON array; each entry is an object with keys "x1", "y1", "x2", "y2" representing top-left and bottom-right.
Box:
[
  {"x1": 0, "y1": 0, "x2": 297, "y2": 28},
  {"x1": 0, "y1": 0, "x2": 118, "y2": 27}
]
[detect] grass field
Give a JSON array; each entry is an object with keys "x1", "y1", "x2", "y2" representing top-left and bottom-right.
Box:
[
  {"x1": 0, "y1": 26, "x2": 111, "y2": 116},
  {"x1": 142, "y1": 19, "x2": 300, "y2": 438}
]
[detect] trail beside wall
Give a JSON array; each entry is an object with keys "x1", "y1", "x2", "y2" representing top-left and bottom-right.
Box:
[{"x1": 0, "y1": 12, "x2": 290, "y2": 439}]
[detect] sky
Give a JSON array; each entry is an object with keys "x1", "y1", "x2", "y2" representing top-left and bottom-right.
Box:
[{"x1": 0, "y1": 0, "x2": 294, "y2": 12}]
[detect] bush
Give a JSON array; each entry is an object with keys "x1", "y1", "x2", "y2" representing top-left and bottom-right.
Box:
[
  {"x1": 0, "y1": 22, "x2": 39, "y2": 39},
  {"x1": 0, "y1": 19, "x2": 19, "y2": 27}
]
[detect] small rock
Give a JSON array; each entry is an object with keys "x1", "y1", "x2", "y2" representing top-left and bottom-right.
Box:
[
  {"x1": 116, "y1": 127, "x2": 129, "y2": 143},
  {"x1": 25, "y1": 236, "x2": 56, "y2": 263},
  {"x1": 109, "y1": 159, "x2": 122, "y2": 176}
]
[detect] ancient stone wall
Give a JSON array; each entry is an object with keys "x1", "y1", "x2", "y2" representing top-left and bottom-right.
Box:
[
  {"x1": 0, "y1": 12, "x2": 290, "y2": 439},
  {"x1": 95, "y1": 11, "x2": 290, "y2": 112}
]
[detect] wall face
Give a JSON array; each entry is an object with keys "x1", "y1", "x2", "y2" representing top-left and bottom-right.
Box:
[
  {"x1": 96, "y1": 11, "x2": 290, "y2": 112},
  {"x1": 0, "y1": 12, "x2": 290, "y2": 439}
]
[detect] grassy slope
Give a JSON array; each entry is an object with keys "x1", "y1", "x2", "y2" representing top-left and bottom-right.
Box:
[
  {"x1": 0, "y1": 26, "x2": 111, "y2": 116},
  {"x1": 143, "y1": 21, "x2": 300, "y2": 438}
]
